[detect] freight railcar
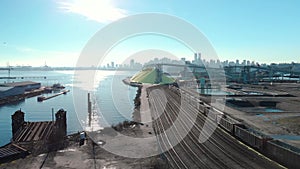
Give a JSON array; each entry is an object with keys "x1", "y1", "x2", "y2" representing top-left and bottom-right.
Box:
[
  {"x1": 219, "y1": 117, "x2": 235, "y2": 133},
  {"x1": 234, "y1": 125, "x2": 271, "y2": 150}
]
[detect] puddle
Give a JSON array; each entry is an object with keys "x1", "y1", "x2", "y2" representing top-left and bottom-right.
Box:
[
  {"x1": 270, "y1": 135, "x2": 300, "y2": 140},
  {"x1": 243, "y1": 91, "x2": 264, "y2": 95},
  {"x1": 58, "y1": 148, "x2": 77, "y2": 152},
  {"x1": 264, "y1": 108, "x2": 283, "y2": 112},
  {"x1": 198, "y1": 89, "x2": 234, "y2": 95},
  {"x1": 256, "y1": 114, "x2": 270, "y2": 121},
  {"x1": 251, "y1": 108, "x2": 283, "y2": 113}
]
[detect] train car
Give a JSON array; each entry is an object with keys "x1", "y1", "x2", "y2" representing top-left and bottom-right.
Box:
[
  {"x1": 190, "y1": 95, "x2": 194, "y2": 105},
  {"x1": 198, "y1": 102, "x2": 205, "y2": 114},
  {"x1": 218, "y1": 116, "x2": 241, "y2": 134},
  {"x1": 214, "y1": 108, "x2": 224, "y2": 122},
  {"x1": 264, "y1": 140, "x2": 300, "y2": 169},
  {"x1": 203, "y1": 105, "x2": 211, "y2": 116},
  {"x1": 187, "y1": 94, "x2": 192, "y2": 104},
  {"x1": 207, "y1": 108, "x2": 216, "y2": 122},
  {"x1": 181, "y1": 91, "x2": 187, "y2": 102},
  {"x1": 219, "y1": 117, "x2": 234, "y2": 133},
  {"x1": 234, "y1": 125, "x2": 271, "y2": 150},
  {"x1": 171, "y1": 86, "x2": 179, "y2": 93},
  {"x1": 190, "y1": 95, "x2": 198, "y2": 108},
  {"x1": 206, "y1": 107, "x2": 223, "y2": 123},
  {"x1": 194, "y1": 98, "x2": 200, "y2": 110},
  {"x1": 187, "y1": 94, "x2": 191, "y2": 104}
]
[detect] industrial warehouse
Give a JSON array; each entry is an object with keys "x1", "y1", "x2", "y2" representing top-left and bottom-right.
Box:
[{"x1": 0, "y1": 81, "x2": 42, "y2": 105}]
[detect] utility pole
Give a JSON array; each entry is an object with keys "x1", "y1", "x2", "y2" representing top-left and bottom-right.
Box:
[{"x1": 52, "y1": 108, "x2": 54, "y2": 122}]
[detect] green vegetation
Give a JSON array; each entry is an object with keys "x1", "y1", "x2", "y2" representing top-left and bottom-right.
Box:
[
  {"x1": 160, "y1": 73, "x2": 175, "y2": 84},
  {"x1": 130, "y1": 68, "x2": 175, "y2": 84}
]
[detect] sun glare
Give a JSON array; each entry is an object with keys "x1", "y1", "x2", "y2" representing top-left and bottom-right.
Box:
[{"x1": 59, "y1": 0, "x2": 128, "y2": 23}]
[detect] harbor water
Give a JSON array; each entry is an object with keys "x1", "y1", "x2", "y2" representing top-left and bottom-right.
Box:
[{"x1": 0, "y1": 70, "x2": 137, "y2": 146}]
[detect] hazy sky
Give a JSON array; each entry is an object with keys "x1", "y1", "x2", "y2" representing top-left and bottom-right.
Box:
[{"x1": 0, "y1": 0, "x2": 299, "y2": 67}]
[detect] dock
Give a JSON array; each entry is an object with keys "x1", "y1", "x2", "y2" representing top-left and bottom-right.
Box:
[
  {"x1": 37, "y1": 90, "x2": 70, "y2": 102},
  {"x1": 0, "y1": 144, "x2": 28, "y2": 164},
  {"x1": 13, "y1": 121, "x2": 55, "y2": 142},
  {"x1": 0, "y1": 109, "x2": 67, "y2": 163}
]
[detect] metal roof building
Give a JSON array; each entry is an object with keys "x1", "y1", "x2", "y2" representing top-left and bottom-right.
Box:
[
  {"x1": 0, "y1": 86, "x2": 25, "y2": 99},
  {"x1": 0, "y1": 81, "x2": 41, "y2": 99},
  {"x1": 1, "y1": 81, "x2": 41, "y2": 91}
]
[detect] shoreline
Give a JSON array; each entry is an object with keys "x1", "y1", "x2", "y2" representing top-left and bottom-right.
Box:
[{"x1": 0, "y1": 80, "x2": 165, "y2": 168}]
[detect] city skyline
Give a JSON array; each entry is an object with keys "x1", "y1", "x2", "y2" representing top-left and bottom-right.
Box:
[
  {"x1": 0, "y1": 0, "x2": 300, "y2": 67},
  {"x1": 2, "y1": 55, "x2": 299, "y2": 70}
]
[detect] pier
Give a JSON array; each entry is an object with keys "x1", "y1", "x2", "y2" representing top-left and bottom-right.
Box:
[
  {"x1": 0, "y1": 144, "x2": 28, "y2": 164},
  {"x1": 0, "y1": 109, "x2": 67, "y2": 164},
  {"x1": 37, "y1": 90, "x2": 70, "y2": 102},
  {"x1": 0, "y1": 76, "x2": 47, "y2": 80},
  {"x1": 85, "y1": 93, "x2": 103, "y2": 132}
]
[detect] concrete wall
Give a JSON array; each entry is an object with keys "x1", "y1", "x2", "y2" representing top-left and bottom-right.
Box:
[
  {"x1": 11, "y1": 110, "x2": 25, "y2": 139},
  {"x1": 54, "y1": 109, "x2": 67, "y2": 139}
]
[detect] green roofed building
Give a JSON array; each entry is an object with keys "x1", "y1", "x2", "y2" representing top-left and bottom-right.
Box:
[{"x1": 130, "y1": 68, "x2": 175, "y2": 84}]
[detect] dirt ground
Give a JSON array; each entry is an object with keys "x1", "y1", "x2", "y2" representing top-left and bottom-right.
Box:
[
  {"x1": 222, "y1": 83, "x2": 300, "y2": 148},
  {"x1": 0, "y1": 127, "x2": 165, "y2": 169}
]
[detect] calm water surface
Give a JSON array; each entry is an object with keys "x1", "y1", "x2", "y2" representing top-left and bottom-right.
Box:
[{"x1": 0, "y1": 70, "x2": 137, "y2": 146}]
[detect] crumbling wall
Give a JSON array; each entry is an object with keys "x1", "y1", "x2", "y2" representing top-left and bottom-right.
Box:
[{"x1": 11, "y1": 110, "x2": 25, "y2": 139}]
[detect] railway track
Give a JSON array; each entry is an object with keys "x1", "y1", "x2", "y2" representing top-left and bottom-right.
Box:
[{"x1": 148, "y1": 86, "x2": 283, "y2": 169}]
